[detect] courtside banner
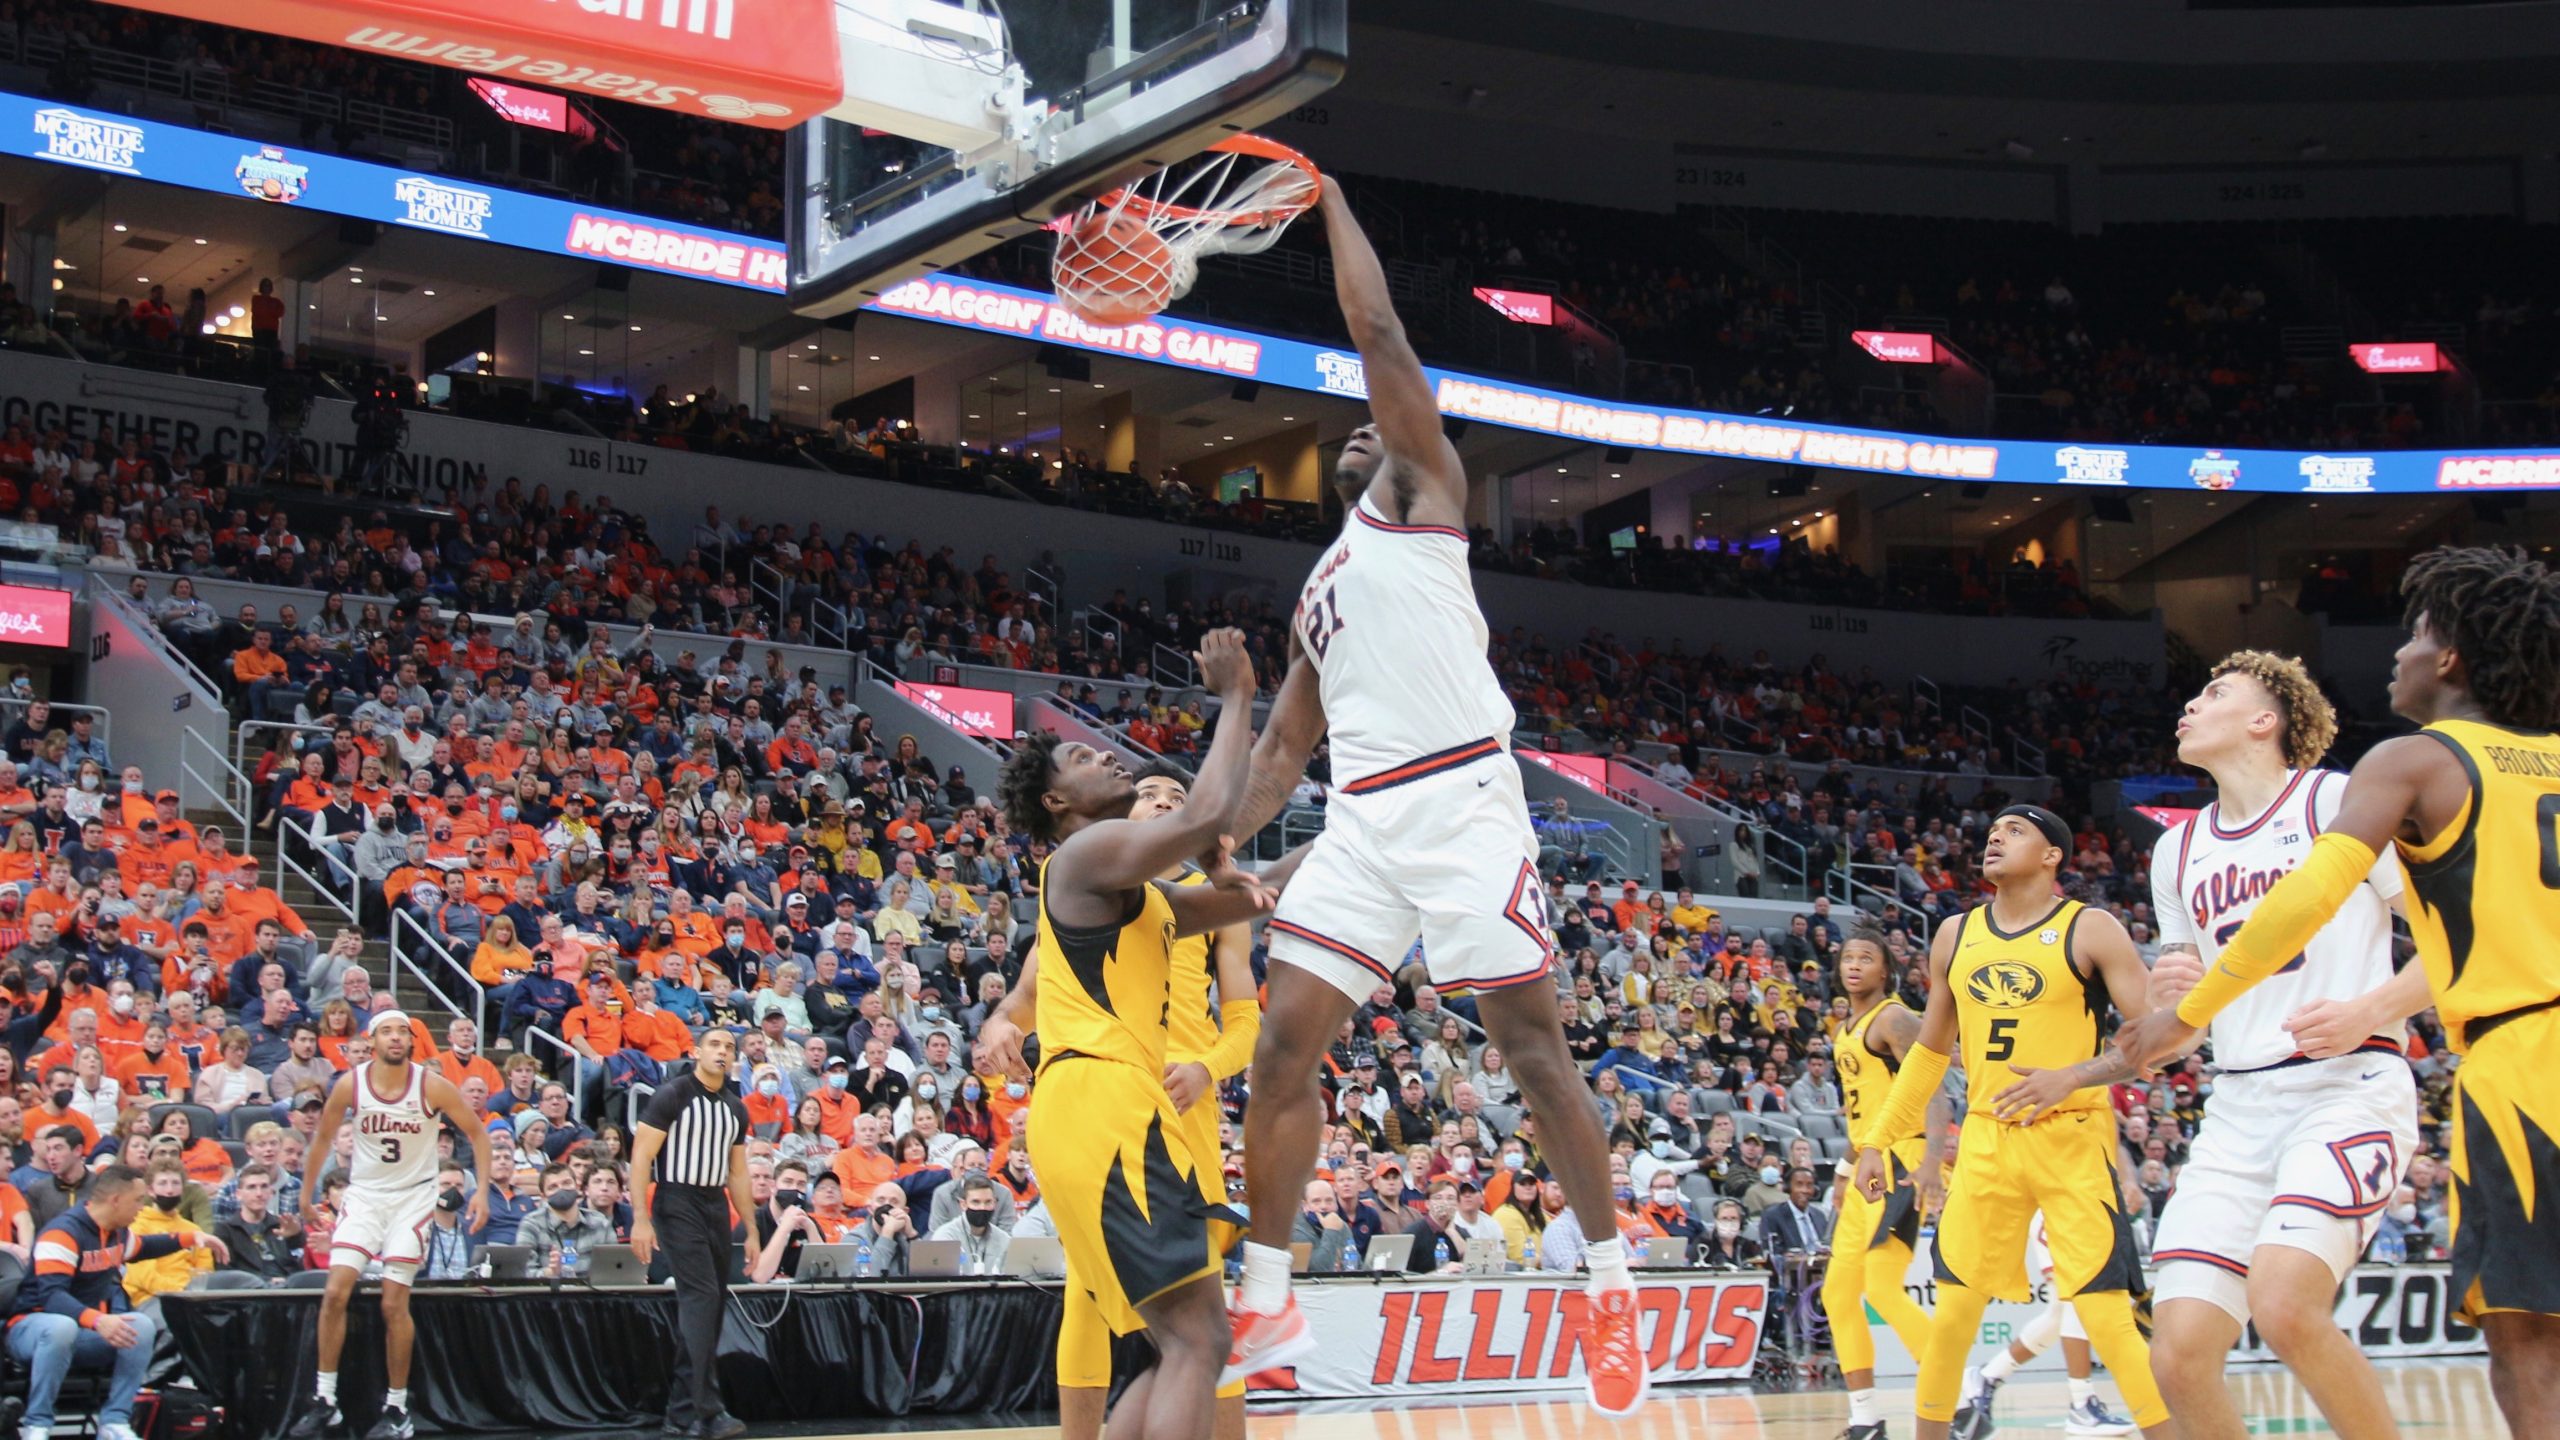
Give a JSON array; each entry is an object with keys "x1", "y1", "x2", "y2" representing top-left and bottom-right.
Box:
[
  {"x1": 1243, "y1": 1274, "x2": 1767, "y2": 1400},
  {"x1": 107, "y1": 0, "x2": 840, "y2": 127},
  {"x1": 5, "y1": 92, "x2": 786, "y2": 291},
  {"x1": 0, "y1": 585, "x2": 71, "y2": 649},
  {"x1": 864, "y1": 273, "x2": 2560, "y2": 495},
  {"x1": 1863, "y1": 1252, "x2": 2482, "y2": 1380}
]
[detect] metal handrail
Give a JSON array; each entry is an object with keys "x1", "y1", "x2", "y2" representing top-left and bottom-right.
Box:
[
  {"x1": 391, "y1": 907, "x2": 487, "y2": 1035},
  {"x1": 88, "y1": 577, "x2": 223, "y2": 708},
  {"x1": 627, "y1": 1079, "x2": 657, "y2": 1135},
  {"x1": 178, "y1": 728, "x2": 251, "y2": 836},
  {"x1": 0, "y1": 698, "x2": 111, "y2": 759},
  {"x1": 2012, "y1": 736, "x2": 2049, "y2": 778},
  {"x1": 1825, "y1": 866, "x2": 1901, "y2": 921},
  {"x1": 232, "y1": 721, "x2": 331, "y2": 795},
  {"x1": 1022, "y1": 565, "x2": 1061, "y2": 626},
  {"x1": 277, "y1": 821, "x2": 358, "y2": 932},
  {"x1": 1151, "y1": 642, "x2": 1198, "y2": 690},
  {"x1": 1080, "y1": 608, "x2": 1125, "y2": 661}
]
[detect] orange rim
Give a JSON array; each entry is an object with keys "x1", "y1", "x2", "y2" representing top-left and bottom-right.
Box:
[{"x1": 1092, "y1": 133, "x2": 1322, "y2": 229}]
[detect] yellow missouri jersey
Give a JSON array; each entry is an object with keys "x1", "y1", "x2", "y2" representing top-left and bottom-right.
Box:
[
  {"x1": 1948, "y1": 899, "x2": 2107, "y2": 1120},
  {"x1": 1165, "y1": 869, "x2": 1221, "y2": 1065},
  {"x1": 1033, "y1": 857, "x2": 1178, "y2": 1077},
  {"x1": 1838, "y1": 998, "x2": 1921, "y2": 1147},
  {"x1": 2398, "y1": 718, "x2": 2560, "y2": 1052}
]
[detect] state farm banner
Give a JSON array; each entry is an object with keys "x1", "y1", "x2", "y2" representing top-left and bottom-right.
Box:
[{"x1": 1246, "y1": 1274, "x2": 1767, "y2": 1400}]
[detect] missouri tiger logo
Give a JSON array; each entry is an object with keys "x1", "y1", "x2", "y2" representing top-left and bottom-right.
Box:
[
  {"x1": 1837, "y1": 1046, "x2": 1863, "y2": 1079},
  {"x1": 1964, "y1": 960, "x2": 2047, "y2": 1009}
]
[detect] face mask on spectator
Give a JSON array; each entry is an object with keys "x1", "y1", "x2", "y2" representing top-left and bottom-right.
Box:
[
  {"x1": 121, "y1": 778, "x2": 141, "y2": 794},
  {"x1": 1649, "y1": 1140, "x2": 1671, "y2": 1159},
  {"x1": 886, "y1": 973, "x2": 905, "y2": 991},
  {"x1": 111, "y1": 993, "x2": 134, "y2": 1016},
  {"x1": 1651, "y1": 1186, "x2": 1678, "y2": 1208},
  {"x1": 965, "y1": 1203, "x2": 995, "y2": 1230},
  {"x1": 48, "y1": 1087, "x2": 70, "y2": 1108},
  {"x1": 921, "y1": 1005, "x2": 943, "y2": 1022},
  {"x1": 774, "y1": 1188, "x2": 807, "y2": 1212},
  {"x1": 1715, "y1": 1219, "x2": 1740, "y2": 1240},
  {"x1": 437, "y1": 1186, "x2": 463, "y2": 1213},
  {"x1": 546, "y1": 1190, "x2": 578, "y2": 1213},
  {"x1": 501, "y1": 805, "x2": 519, "y2": 822},
  {"x1": 1005, "y1": 1082, "x2": 1026, "y2": 1100},
  {"x1": 154, "y1": 1192, "x2": 181, "y2": 1212},
  {"x1": 963, "y1": 1083, "x2": 983, "y2": 1102},
  {"x1": 1502, "y1": 1152, "x2": 1526, "y2": 1171},
  {"x1": 915, "y1": 1082, "x2": 936, "y2": 1102},
  {"x1": 1759, "y1": 1166, "x2": 1781, "y2": 1187},
  {"x1": 376, "y1": 815, "x2": 396, "y2": 831},
  {"x1": 726, "y1": 929, "x2": 745, "y2": 947},
  {"x1": 78, "y1": 775, "x2": 97, "y2": 791},
  {"x1": 1612, "y1": 1185, "x2": 1634, "y2": 1204},
  {"x1": 755, "y1": 1077, "x2": 779, "y2": 1097},
  {"x1": 827, "y1": 1073, "x2": 849, "y2": 1092}
]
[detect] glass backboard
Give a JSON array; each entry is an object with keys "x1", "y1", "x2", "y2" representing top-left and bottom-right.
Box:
[{"x1": 788, "y1": 0, "x2": 1344, "y2": 318}]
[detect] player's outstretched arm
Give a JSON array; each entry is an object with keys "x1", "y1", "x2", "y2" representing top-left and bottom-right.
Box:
[
  {"x1": 1162, "y1": 839, "x2": 1307, "y2": 937},
  {"x1": 302, "y1": 1075, "x2": 353, "y2": 1230},
  {"x1": 2117, "y1": 733, "x2": 2455, "y2": 1069},
  {"x1": 1320, "y1": 184, "x2": 1466, "y2": 523},
  {"x1": 1233, "y1": 647, "x2": 1325, "y2": 840},
  {"x1": 1991, "y1": 908, "x2": 2151, "y2": 1122},
  {"x1": 1057, "y1": 630, "x2": 1260, "y2": 893}
]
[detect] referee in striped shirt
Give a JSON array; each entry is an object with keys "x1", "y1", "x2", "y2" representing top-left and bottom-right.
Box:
[{"x1": 630, "y1": 1028, "x2": 757, "y2": 1440}]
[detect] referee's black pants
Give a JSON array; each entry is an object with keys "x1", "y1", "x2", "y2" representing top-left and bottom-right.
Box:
[{"x1": 655, "y1": 1183, "x2": 733, "y2": 1427}]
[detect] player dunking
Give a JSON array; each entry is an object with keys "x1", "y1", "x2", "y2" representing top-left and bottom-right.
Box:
[
  {"x1": 977, "y1": 630, "x2": 1285, "y2": 1440},
  {"x1": 288, "y1": 1010, "x2": 494, "y2": 1440},
  {"x1": 1825, "y1": 924, "x2": 1948, "y2": 1440},
  {"x1": 1055, "y1": 761, "x2": 1262, "y2": 1440},
  {"x1": 1851, "y1": 807, "x2": 2172, "y2": 1440},
  {"x1": 2118, "y1": 547, "x2": 2560, "y2": 1440},
  {"x1": 2001, "y1": 651, "x2": 2418, "y2": 1440},
  {"x1": 1220, "y1": 178, "x2": 1649, "y2": 1413}
]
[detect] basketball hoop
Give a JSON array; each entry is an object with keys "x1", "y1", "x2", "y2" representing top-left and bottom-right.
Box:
[{"x1": 1050, "y1": 134, "x2": 1322, "y2": 329}]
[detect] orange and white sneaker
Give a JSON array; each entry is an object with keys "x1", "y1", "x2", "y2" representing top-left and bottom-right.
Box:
[
  {"x1": 1581, "y1": 1285, "x2": 1652, "y2": 1417},
  {"x1": 1224, "y1": 1292, "x2": 1318, "y2": 1385}
]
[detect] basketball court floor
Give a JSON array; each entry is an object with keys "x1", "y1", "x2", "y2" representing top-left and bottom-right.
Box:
[{"x1": 742, "y1": 1361, "x2": 2503, "y2": 1439}]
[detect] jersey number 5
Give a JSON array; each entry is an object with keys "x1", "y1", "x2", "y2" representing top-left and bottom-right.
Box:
[
  {"x1": 1300, "y1": 585, "x2": 1345, "y2": 661},
  {"x1": 1985, "y1": 1017, "x2": 2019, "y2": 1062}
]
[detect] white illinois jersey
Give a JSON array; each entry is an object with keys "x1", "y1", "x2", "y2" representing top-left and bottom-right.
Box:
[
  {"x1": 1292, "y1": 493, "x2": 1515, "y2": 788},
  {"x1": 349, "y1": 1062, "x2": 437, "y2": 1194},
  {"x1": 2151, "y1": 768, "x2": 2404, "y2": 1071}
]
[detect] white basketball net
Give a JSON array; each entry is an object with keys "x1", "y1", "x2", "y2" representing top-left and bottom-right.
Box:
[{"x1": 1052, "y1": 143, "x2": 1319, "y2": 325}]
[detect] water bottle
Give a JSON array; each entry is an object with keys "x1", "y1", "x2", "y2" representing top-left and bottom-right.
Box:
[
  {"x1": 560, "y1": 1240, "x2": 579, "y2": 1277},
  {"x1": 855, "y1": 1238, "x2": 874, "y2": 1278},
  {"x1": 1435, "y1": 1237, "x2": 1451, "y2": 1270}
]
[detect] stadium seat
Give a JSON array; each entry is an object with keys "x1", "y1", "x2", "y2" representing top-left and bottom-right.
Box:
[
  {"x1": 201, "y1": 1271, "x2": 268, "y2": 1292},
  {"x1": 1697, "y1": 1090, "x2": 1735, "y2": 1116},
  {"x1": 1482, "y1": 1103, "x2": 1522, "y2": 1135},
  {"x1": 149, "y1": 1103, "x2": 223, "y2": 1151},
  {"x1": 281, "y1": 1270, "x2": 333, "y2": 1289}
]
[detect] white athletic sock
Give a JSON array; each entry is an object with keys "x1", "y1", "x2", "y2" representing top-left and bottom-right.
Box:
[
  {"x1": 1981, "y1": 1349, "x2": 2020, "y2": 1386},
  {"x1": 2069, "y1": 1377, "x2": 2097, "y2": 1406},
  {"x1": 384, "y1": 1388, "x2": 408, "y2": 1412},
  {"x1": 1848, "y1": 1388, "x2": 1879, "y2": 1424},
  {"x1": 1239, "y1": 1241, "x2": 1292, "y2": 1315},
  {"x1": 315, "y1": 1372, "x2": 338, "y2": 1405},
  {"x1": 1583, "y1": 1236, "x2": 1632, "y2": 1291}
]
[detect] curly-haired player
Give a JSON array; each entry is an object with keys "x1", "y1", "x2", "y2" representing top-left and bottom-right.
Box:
[
  {"x1": 972, "y1": 630, "x2": 1288, "y2": 1440},
  {"x1": 1990, "y1": 649, "x2": 2419, "y2": 1440},
  {"x1": 2118, "y1": 546, "x2": 2560, "y2": 1440}
]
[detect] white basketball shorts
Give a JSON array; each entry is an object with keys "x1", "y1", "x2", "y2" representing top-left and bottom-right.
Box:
[
  {"x1": 330, "y1": 1182, "x2": 440, "y2": 1287},
  {"x1": 1265, "y1": 744, "x2": 1555, "y2": 1003},
  {"x1": 2150, "y1": 1046, "x2": 2417, "y2": 1324}
]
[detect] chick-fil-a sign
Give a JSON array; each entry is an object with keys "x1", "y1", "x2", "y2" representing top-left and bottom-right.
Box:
[{"x1": 0, "y1": 585, "x2": 73, "y2": 649}]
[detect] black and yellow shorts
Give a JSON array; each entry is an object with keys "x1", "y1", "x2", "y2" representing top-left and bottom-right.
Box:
[{"x1": 2449, "y1": 1005, "x2": 2560, "y2": 1321}]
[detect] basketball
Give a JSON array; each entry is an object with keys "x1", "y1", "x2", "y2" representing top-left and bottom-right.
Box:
[{"x1": 1054, "y1": 210, "x2": 1175, "y2": 328}]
